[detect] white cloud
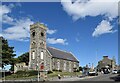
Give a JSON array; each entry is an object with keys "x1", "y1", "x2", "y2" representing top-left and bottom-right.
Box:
[
  {"x1": 47, "y1": 28, "x2": 57, "y2": 34},
  {"x1": 76, "y1": 37, "x2": 80, "y2": 42},
  {"x1": 61, "y1": 0, "x2": 119, "y2": 21},
  {"x1": 61, "y1": 0, "x2": 118, "y2": 37},
  {"x1": 0, "y1": 4, "x2": 34, "y2": 41},
  {"x1": 47, "y1": 38, "x2": 68, "y2": 45},
  {"x1": 3, "y1": 18, "x2": 34, "y2": 41},
  {"x1": 0, "y1": 34, "x2": 2, "y2": 37},
  {"x1": 0, "y1": 4, "x2": 15, "y2": 25},
  {"x1": 2, "y1": 14, "x2": 14, "y2": 24},
  {"x1": 92, "y1": 20, "x2": 117, "y2": 37}
]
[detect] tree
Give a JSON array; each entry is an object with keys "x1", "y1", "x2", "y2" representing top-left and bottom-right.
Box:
[
  {"x1": 1, "y1": 37, "x2": 16, "y2": 70},
  {"x1": 79, "y1": 66, "x2": 83, "y2": 71},
  {"x1": 18, "y1": 52, "x2": 29, "y2": 65}
]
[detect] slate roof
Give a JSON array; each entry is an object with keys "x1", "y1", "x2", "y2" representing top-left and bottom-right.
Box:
[{"x1": 47, "y1": 47, "x2": 79, "y2": 62}]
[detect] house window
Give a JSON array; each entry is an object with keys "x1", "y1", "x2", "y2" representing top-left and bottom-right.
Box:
[
  {"x1": 41, "y1": 51, "x2": 43, "y2": 59},
  {"x1": 32, "y1": 51, "x2": 35, "y2": 59}
]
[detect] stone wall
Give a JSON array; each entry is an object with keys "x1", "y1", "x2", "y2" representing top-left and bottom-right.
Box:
[
  {"x1": 51, "y1": 58, "x2": 79, "y2": 72},
  {"x1": 14, "y1": 62, "x2": 28, "y2": 73}
]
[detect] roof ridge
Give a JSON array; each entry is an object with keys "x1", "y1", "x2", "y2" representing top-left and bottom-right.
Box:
[{"x1": 69, "y1": 52, "x2": 79, "y2": 62}]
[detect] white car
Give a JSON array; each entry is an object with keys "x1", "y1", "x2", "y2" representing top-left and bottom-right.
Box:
[
  {"x1": 88, "y1": 71, "x2": 98, "y2": 76},
  {"x1": 112, "y1": 70, "x2": 118, "y2": 74}
]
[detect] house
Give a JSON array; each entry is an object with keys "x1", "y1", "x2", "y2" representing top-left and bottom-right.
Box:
[{"x1": 97, "y1": 56, "x2": 116, "y2": 71}]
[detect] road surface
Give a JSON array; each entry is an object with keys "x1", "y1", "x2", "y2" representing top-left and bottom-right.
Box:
[{"x1": 79, "y1": 74, "x2": 120, "y2": 81}]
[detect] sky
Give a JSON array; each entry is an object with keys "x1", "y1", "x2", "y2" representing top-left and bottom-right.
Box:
[{"x1": 1, "y1": 0, "x2": 119, "y2": 69}]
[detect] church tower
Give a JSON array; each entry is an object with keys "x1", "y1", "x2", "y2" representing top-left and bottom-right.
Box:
[{"x1": 29, "y1": 22, "x2": 47, "y2": 71}]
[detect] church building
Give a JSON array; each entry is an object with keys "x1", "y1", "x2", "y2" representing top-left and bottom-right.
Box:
[
  {"x1": 28, "y1": 22, "x2": 79, "y2": 72},
  {"x1": 14, "y1": 22, "x2": 79, "y2": 73}
]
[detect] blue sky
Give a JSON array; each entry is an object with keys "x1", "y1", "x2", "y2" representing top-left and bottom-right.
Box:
[{"x1": 1, "y1": 1, "x2": 119, "y2": 68}]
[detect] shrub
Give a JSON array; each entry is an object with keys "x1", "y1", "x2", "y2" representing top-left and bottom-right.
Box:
[
  {"x1": 53, "y1": 69, "x2": 62, "y2": 72},
  {"x1": 47, "y1": 71, "x2": 53, "y2": 74},
  {"x1": 15, "y1": 70, "x2": 38, "y2": 77}
]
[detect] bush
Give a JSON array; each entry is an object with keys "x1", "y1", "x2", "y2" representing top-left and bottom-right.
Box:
[
  {"x1": 47, "y1": 71, "x2": 53, "y2": 74},
  {"x1": 59, "y1": 70, "x2": 62, "y2": 72},
  {"x1": 53, "y1": 69, "x2": 62, "y2": 72},
  {"x1": 15, "y1": 70, "x2": 38, "y2": 77}
]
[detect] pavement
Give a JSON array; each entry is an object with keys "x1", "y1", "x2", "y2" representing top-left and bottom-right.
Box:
[
  {"x1": 80, "y1": 74, "x2": 119, "y2": 81},
  {"x1": 49, "y1": 75, "x2": 97, "y2": 81}
]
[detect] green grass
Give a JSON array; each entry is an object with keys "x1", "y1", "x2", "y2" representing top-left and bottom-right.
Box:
[
  {"x1": 48, "y1": 71, "x2": 82, "y2": 78},
  {"x1": 1, "y1": 71, "x2": 82, "y2": 80}
]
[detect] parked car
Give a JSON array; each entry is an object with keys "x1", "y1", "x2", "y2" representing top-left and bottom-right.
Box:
[
  {"x1": 112, "y1": 70, "x2": 118, "y2": 74},
  {"x1": 88, "y1": 71, "x2": 98, "y2": 76},
  {"x1": 104, "y1": 70, "x2": 110, "y2": 74},
  {"x1": 117, "y1": 70, "x2": 120, "y2": 74}
]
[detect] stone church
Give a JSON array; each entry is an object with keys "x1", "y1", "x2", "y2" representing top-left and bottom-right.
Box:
[{"x1": 14, "y1": 22, "x2": 79, "y2": 73}]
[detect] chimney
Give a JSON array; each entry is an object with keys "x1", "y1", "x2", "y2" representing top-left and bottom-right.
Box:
[{"x1": 103, "y1": 56, "x2": 108, "y2": 59}]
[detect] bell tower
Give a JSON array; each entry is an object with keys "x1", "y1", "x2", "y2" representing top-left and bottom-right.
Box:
[{"x1": 29, "y1": 22, "x2": 47, "y2": 70}]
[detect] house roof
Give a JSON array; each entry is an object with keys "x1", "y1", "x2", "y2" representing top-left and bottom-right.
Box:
[{"x1": 47, "y1": 47, "x2": 79, "y2": 62}]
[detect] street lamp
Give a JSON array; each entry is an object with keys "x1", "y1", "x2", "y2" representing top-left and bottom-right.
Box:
[{"x1": 3, "y1": 65, "x2": 5, "y2": 82}]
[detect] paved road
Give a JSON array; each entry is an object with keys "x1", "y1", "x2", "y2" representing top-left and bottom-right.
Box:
[
  {"x1": 50, "y1": 74, "x2": 120, "y2": 82},
  {"x1": 79, "y1": 74, "x2": 120, "y2": 81}
]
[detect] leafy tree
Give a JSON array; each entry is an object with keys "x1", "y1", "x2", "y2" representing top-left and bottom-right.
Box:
[
  {"x1": 18, "y1": 52, "x2": 29, "y2": 65},
  {"x1": 1, "y1": 37, "x2": 16, "y2": 70},
  {"x1": 79, "y1": 66, "x2": 83, "y2": 71}
]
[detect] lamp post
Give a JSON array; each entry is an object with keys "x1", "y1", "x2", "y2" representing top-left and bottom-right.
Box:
[
  {"x1": 37, "y1": 63, "x2": 39, "y2": 82},
  {"x1": 3, "y1": 66, "x2": 5, "y2": 81}
]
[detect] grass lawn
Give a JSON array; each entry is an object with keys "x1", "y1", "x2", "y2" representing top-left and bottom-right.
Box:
[
  {"x1": 48, "y1": 71, "x2": 82, "y2": 78},
  {"x1": 1, "y1": 71, "x2": 82, "y2": 80}
]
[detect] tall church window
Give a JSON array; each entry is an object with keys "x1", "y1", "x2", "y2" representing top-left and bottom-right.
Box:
[
  {"x1": 41, "y1": 51, "x2": 44, "y2": 59},
  {"x1": 57, "y1": 60, "x2": 60, "y2": 70},
  {"x1": 74, "y1": 63, "x2": 76, "y2": 68},
  {"x1": 64, "y1": 61, "x2": 66, "y2": 71},
  {"x1": 69, "y1": 62, "x2": 71, "y2": 72},
  {"x1": 32, "y1": 51, "x2": 35, "y2": 59}
]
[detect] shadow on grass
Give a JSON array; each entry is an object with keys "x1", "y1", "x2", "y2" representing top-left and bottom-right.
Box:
[{"x1": 110, "y1": 74, "x2": 120, "y2": 82}]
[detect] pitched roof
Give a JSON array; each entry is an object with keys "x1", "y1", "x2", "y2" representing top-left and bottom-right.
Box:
[{"x1": 47, "y1": 47, "x2": 79, "y2": 62}]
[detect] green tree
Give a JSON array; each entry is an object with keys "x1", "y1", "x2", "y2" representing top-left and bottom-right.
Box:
[
  {"x1": 79, "y1": 66, "x2": 83, "y2": 71},
  {"x1": 18, "y1": 52, "x2": 29, "y2": 65},
  {"x1": 1, "y1": 37, "x2": 16, "y2": 70}
]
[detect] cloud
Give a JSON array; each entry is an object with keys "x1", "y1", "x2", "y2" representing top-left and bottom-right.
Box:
[
  {"x1": 2, "y1": 14, "x2": 14, "y2": 24},
  {"x1": 76, "y1": 38, "x2": 80, "y2": 42},
  {"x1": 61, "y1": 0, "x2": 118, "y2": 37},
  {"x1": 92, "y1": 20, "x2": 117, "y2": 37},
  {"x1": 0, "y1": 4, "x2": 17, "y2": 25},
  {"x1": 0, "y1": 4, "x2": 34, "y2": 41},
  {"x1": 47, "y1": 28, "x2": 57, "y2": 34},
  {"x1": 3, "y1": 18, "x2": 34, "y2": 41},
  {"x1": 61, "y1": 0, "x2": 119, "y2": 21},
  {"x1": 47, "y1": 38, "x2": 68, "y2": 45},
  {"x1": 0, "y1": 34, "x2": 2, "y2": 37}
]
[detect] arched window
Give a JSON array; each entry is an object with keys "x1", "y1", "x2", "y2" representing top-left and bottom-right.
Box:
[
  {"x1": 32, "y1": 31, "x2": 35, "y2": 38},
  {"x1": 57, "y1": 60, "x2": 60, "y2": 70},
  {"x1": 41, "y1": 32, "x2": 44, "y2": 37},
  {"x1": 32, "y1": 42, "x2": 36, "y2": 48},
  {"x1": 64, "y1": 61, "x2": 66, "y2": 71}
]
